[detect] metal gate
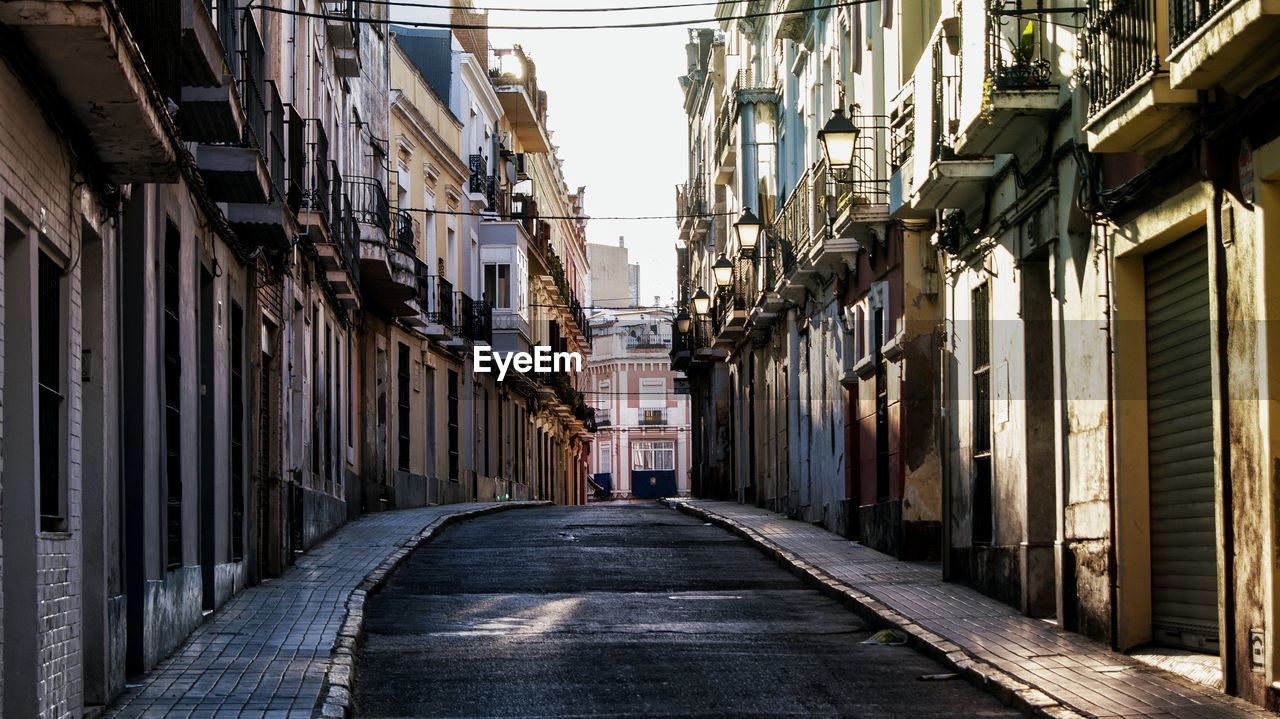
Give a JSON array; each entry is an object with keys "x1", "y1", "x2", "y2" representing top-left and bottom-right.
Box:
[{"x1": 1144, "y1": 232, "x2": 1219, "y2": 654}]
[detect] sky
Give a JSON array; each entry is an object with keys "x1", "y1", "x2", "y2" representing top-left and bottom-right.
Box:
[{"x1": 393, "y1": 1, "x2": 694, "y2": 310}]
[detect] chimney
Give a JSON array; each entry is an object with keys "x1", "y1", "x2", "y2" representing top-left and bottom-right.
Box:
[
  {"x1": 451, "y1": 1, "x2": 489, "y2": 75},
  {"x1": 618, "y1": 236, "x2": 625, "y2": 248}
]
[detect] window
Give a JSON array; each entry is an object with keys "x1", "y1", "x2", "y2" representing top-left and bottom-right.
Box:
[
  {"x1": 632, "y1": 441, "x2": 676, "y2": 471},
  {"x1": 447, "y1": 369, "x2": 460, "y2": 480},
  {"x1": 397, "y1": 342, "x2": 411, "y2": 472},
  {"x1": 347, "y1": 334, "x2": 354, "y2": 449},
  {"x1": 483, "y1": 263, "x2": 511, "y2": 309},
  {"x1": 600, "y1": 442, "x2": 611, "y2": 475},
  {"x1": 163, "y1": 223, "x2": 182, "y2": 566},
  {"x1": 972, "y1": 282, "x2": 993, "y2": 545},
  {"x1": 230, "y1": 302, "x2": 245, "y2": 560},
  {"x1": 38, "y1": 250, "x2": 65, "y2": 531},
  {"x1": 640, "y1": 409, "x2": 666, "y2": 426}
]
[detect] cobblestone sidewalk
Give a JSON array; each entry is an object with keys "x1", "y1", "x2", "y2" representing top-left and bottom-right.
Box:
[
  {"x1": 105, "y1": 502, "x2": 544, "y2": 718},
  {"x1": 668, "y1": 499, "x2": 1270, "y2": 719}
]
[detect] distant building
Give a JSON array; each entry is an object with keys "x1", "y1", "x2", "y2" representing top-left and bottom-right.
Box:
[
  {"x1": 584, "y1": 309, "x2": 690, "y2": 498},
  {"x1": 587, "y1": 237, "x2": 640, "y2": 308}
]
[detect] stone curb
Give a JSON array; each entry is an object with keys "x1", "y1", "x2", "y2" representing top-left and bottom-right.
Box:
[
  {"x1": 314, "y1": 501, "x2": 552, "y2": 718},
  {"x1": 662, "y1": 498, "x2": 1090, "y2": 719}
]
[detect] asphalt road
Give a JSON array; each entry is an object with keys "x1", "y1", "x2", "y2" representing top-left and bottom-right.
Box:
[{"x1": 352, "y1": 502, "x2": 1018, "y2": 718}]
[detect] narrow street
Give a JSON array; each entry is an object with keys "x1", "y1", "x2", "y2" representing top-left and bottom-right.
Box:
[{"x1": 352, "y1": 503, "x2": 1017, "y2": 717}]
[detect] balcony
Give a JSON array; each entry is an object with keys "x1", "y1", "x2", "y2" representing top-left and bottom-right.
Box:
[
  {"x1": 712, "y1": 256, "x2": 753, "y2": 347},
  {"x1": 490, "y1": 48, "x2": 551, "y2": 152},
  {"x1": 544, "y1": 249, "x2": 592, "y2": 349},
  {"x1": 325, "y1": 0, "x2": 356, "y2": 50},
  {"x1": 953, "y1": 2, "x2": 1062, "y2": 156},
  {"x1": 449, "y1": 292, "x2": 493, "y2": 346},
  {"x1": 0, "y1": 0, "x2": 178, "y2": 181},
  {"x1": 349, "y1": 176, "x2": 418, "y2": 316},
  {"x1": 909, "y1": 40, "x2": 995, "y2": 214},
  {"x1": 1083, "y1": 0, "x2": 1195, "y2": 153},
  {"x1": 770, "y1": 163, "x2": 830, "y2": 297},
  {"x1": 639, "y1": 409, "x2": 667, "y2": 427},
  {"x1": 423, "y1": 276, "x2": 455, "y2": 339},
  {"x1": 1168, "y1": 0, "x2": 1280, "y2": 92},
  {"x1": 302, "y1": 162, "x2": 359, "y2": 311},
  {"x1": 676, "y1": 176, "x2": 710, "y2": 242},
  {"x1": 212, "y1": 70, "x2": 291, "y2": 249}
]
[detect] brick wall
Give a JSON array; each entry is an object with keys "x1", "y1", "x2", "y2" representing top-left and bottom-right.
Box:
[{"x1": 0, "y1": 59, "x2": 86, "y2": 719}]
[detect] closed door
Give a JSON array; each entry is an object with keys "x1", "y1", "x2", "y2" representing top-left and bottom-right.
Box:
[{"x1": 1144, "y1": 232, "x2": 1219, "y2": 654}]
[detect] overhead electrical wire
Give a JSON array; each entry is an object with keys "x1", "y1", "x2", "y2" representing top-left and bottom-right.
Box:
[
  {"x1": 247, "y1": 0, "x2": 875, "y2": 31},
  {"x1": 326, "y1": 0, "x2": 761, "y2": 12},
  {"x1": 396, "y1": 206, "x2": 730, "y2": 221}
]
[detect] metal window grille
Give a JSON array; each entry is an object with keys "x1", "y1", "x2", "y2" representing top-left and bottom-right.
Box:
[
  {"x1": 38, "y1": 252, "x2": 64, "y2": 531},
  {"x1": 972, "y1": 283, "x2": 993, "y2": 545},
  {"x1": 164, "y1": 225, "x2": 183, "y2": 567},
  {"x1": 230, "y1": 303, "x2": 245, "y2": 560},
  {"x1": 447, "y1": 370, "x2": 460, "y2": 480},
  {"x1": 397, "y1": 343, "x2": 411, "y2": 473}
]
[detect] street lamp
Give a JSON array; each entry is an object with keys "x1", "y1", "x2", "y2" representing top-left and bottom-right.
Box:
[
  {"x1": 712, "y1": 255, "x2": 734, "y2": 289},
  {"x1": 818, "y1": 107, "x2": 859, "y2": 172},
  {"x1": 692, "y1": 289, "x2": 711, "y2": 316},
  {"x1": 734, "y1": 208, "x2": 762, "y2": 255},
  {"x1": 675, "y1": 307, "x2": 692, "y2": 334}
]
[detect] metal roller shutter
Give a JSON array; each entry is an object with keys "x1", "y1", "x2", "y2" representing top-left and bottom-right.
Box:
[{"x1": 1144, "y1": 232, "x2": 1219, "y2": 654}]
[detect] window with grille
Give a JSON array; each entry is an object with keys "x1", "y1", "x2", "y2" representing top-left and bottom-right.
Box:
[
  {"x1": 971, "y1": 282, "x2": 993, "y2": 545},
  {"x1": 230, "y1": 302, "x2": 245, "y2": 560},
  {"x1": 397, "y1": 342, "x2": 410, "y2": 472},
  {"x1": 164, "y1": 223, "x2": 183, "y2": 567},
  {"x1": 38, "y1": 250, "x2": 65, "y2": 531},
  {"x1": 447, "y1": 369, "x2": 460, "y2": 480},
  {"x1": 326, "y1": 324, "x2": 335, "y2": 490}
]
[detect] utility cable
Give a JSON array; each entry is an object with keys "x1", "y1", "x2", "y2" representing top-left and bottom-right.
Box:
[
  {"x1": 248, "y1": 0, "x2": 875, "y2": 31},
  {"x1": 344, "y1": 0, "x2": 773, "y2": 13},
  {"x1": 396, "y1": 206, "x2": 730, "y2": 220}
]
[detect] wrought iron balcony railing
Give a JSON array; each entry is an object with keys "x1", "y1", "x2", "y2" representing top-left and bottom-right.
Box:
[
  {"x1": 833, "y1": 116, "x2": 891, "y2": 209},
  {"x1": 1085, "y1": 0, "x2": 1159, "y2": 117},
  {"x1": 1169, "y1": 0, "x2": 1228, "y2": 47},
  {"x1": 424, "y1": 276, "x2": 454, "y2": 327},
  {"x1": 931, "y1": 37, "x2": 962, "y2": 161},
  {"x1": 392, "y1": 209, "x2": 417, "y2": 255},
  {"x1": 639, "y1": 409, "x2": 667, "y2": 426},
  {"x1": 676, "y1": 176, "x2": 707, "y2": 221},
  {"x1": 714, "y1": 255, "x2": 754, "y2": 328},
  {"x1": 453, "y1": 291, "x2": 473, "y2": 337},
  {"x1": 987, "y1": 1, "x2": 1055, "y2": 90},
  {"x1": 772, "y1": 163, "x2": 828, "y2": 273},
  {"x1": 346, "y1": 175, "x2": 391, "y2": 236}
]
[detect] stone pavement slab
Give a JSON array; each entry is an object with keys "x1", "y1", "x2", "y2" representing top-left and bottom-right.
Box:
[
  {"x1": 105, "y1": 502, "x2": 545, "y2": 718},
  {"x1": 669, "y1": 499, "x2": 1270, "y2": 719}
]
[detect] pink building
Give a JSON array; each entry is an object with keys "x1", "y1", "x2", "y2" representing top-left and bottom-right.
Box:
[{"x1": 584, "y1": 309, "x2": 690, "y2": 498}]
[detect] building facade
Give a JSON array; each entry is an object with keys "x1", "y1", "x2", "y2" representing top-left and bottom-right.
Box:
[
  {"x1": 586, "y1": 309, "x2": 691, "y2": 499},
  {"x1": 586, "y1": 237, "x2": 641, "y2": 309},
  {"x1": 673, "y1": 0, "x2": 1280, "y2": 708},
  {"x1": 0, "y1": 2, "x2": 594, "y2": 716}
]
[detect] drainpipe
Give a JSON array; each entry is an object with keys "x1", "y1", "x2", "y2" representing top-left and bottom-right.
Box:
[
  {"x1": 1098, "y1": 220, "x2": 1119, "y2": 651},
  {"x1": 939, "y1": 248, "x2": 952, "y2": 579},
  {"x1": 1210, "y1": 185, "x2": 1237, "y2": 692}
]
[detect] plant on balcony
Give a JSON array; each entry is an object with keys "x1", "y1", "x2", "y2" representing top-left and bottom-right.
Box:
[{"x1": 992, "y1": 17, "x2": 1051, "y2": 90}]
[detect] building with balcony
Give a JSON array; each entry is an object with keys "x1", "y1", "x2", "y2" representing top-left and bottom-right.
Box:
[
  {"x1": 585, "y1": 309, "x2": 691, "y2": 499},
  {"x1": 675, "y1": 1, "x2": 1280, "y2": 707},
  {"x1": 673, "y1": 8, "x2": 944, "y2": 557},
  {"x1": 0, "y1": 1, "x2": 591, "y2": 715}
]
